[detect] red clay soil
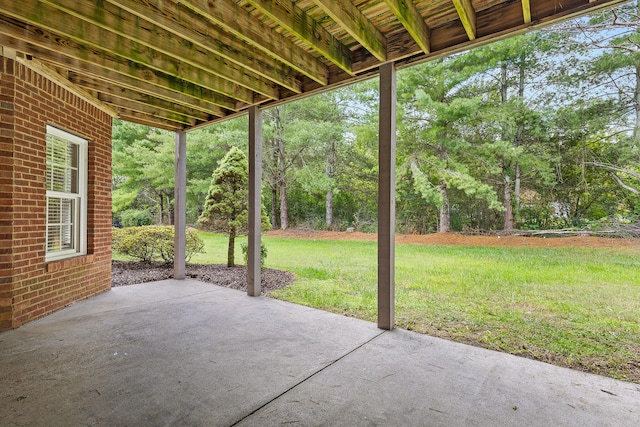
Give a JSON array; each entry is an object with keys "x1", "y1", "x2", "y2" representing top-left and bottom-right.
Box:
[{"x1": 266, "y1": 229, "x2": 640, "y2": 249}]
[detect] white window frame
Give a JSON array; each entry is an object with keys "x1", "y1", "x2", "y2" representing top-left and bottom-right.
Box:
[{"x1": 45, "y1": 125, "x2": 88, "y2": 262}]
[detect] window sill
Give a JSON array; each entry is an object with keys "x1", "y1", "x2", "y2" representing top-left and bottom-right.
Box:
[{"x1": 46, "y1": 254, "x2": 94, "y2": 273}]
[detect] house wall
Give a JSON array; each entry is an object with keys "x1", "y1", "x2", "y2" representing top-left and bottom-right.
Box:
[{"x1": 0, "y1": 56, "x2": 112, "y2": 331}]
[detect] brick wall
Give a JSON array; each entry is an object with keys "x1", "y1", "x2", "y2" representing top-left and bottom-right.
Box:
[{"x1": 0, "y1": 57, "x2": 112, "y2": 330}]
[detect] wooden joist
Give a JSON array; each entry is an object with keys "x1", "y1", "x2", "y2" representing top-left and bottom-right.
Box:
[
  {"x1": 452, "y1": 0, "x2": 477, "y2": 41},
  {"x1": 0, "y1": 0, "x2": 270, "y2": 102},
  {"x1": 245, "y1": 0, "x2": 353, "y2": 75},
  {"x1": 180, "y1": 0, "x2": 328, "y2": 86},
  {"x1": 44, "y1": 0, "x2": 302, "y2": 94},
  {"x1": 312, "y1": 0, "x2": 387, "y2": 62},
  {"x1": 382, "y1": 0, "x2": 431, "y2": 54},
  {"x1": 522, "y1": 0, "x2": 532, "y2": 24}
]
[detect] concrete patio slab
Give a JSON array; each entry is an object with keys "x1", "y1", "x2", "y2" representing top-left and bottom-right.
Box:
[{"x1": 1, "y1": 280, "x2": 638, "y2": 426}]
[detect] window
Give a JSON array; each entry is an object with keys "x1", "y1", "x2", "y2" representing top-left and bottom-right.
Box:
[{"x1": 45, "y1": 125, "x2": 87, "y2": 261}]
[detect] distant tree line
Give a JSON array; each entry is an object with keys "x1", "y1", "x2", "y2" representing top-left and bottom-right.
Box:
[{"x1": 112, "y1": 4, "x2": 640, "y2": 234}]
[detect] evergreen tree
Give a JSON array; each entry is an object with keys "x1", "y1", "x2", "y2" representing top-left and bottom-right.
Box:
[{"x1": 198, "y1": 147, "x2": 270, "y2": 267}]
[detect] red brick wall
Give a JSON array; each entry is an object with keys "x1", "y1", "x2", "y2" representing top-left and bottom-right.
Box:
[{"x1": 0, "y1": 57, "x2": 112, "y2": 330}]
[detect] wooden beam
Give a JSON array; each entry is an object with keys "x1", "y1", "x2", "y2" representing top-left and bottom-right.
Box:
[
  {"x1": 119, "y1": 109, "x2": 188, "y2": 130},
  {"x1": 109, "y1": 0, "x2": 327, "y2": 86},
  {"x1": 14, "y1": 55, "x2": 118, "y2": 117},
  {"x1": 0, "y1": 0, "x2": 268, "y2": 102},
  {"x1": 180, "y1": 0, "x2": 328, "y2": 85},
  {"x1": 47, "y1": 0, "x2": 302, "y2": 94},
  {"x1": 67, "y1": 72, "x2": 225, "y2": 118},
  {"x1": 522, "y1": 0, "x2": 532, "y2": 24},
  {"x1": 245, "y1": 0, "x2": 352, "y2": 75},
  {"x1": 97, "y1": 93, "x2": 197, "y2": 126},
  {"x1": 382, "y1": 0, "x2": 431, "y2": 54},
  {"x1": 0, "y1": 22, "x2": 241, "y2": 111},
  {"x1": 312, "y1": 0, "x2": 387, "y2": 62},
  {"x1": 71, "y1": 75, "x2": 216, "y2": 120},
  {"x1": 452, "y1": 0, "x2": 476, "y2": 41}
]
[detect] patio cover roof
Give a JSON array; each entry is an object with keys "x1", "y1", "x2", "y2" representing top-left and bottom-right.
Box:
[{"x1": 0, "y1": 0, "x2": 626, "y2": 131}]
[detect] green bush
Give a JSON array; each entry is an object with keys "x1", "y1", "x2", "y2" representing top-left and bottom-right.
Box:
[
  {"x1": 112, "y1": 226, "x2": 205, "y2": 263},
  {"x1": 119, "y1": 209, "x2": 154, "y2": 227},
  {"x1": 241, "y1": 241, "x2": 268, "y2": 268}
]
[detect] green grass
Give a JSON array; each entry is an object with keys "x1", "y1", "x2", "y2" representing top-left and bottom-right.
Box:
[{"x1": 131, "y1": 232, "x2": 640, "y2": 382}]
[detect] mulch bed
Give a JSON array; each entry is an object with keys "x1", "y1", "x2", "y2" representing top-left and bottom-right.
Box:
[{"x1": 112, "y1": 260, "x2": 295, "y2": 293}]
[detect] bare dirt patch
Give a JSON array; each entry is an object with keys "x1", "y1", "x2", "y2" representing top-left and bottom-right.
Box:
[{"x1": 266, "y1": 229, "x2": 640, "y2": 249}]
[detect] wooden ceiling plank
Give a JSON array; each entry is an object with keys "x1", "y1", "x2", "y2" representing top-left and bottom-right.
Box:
[
  {"x1": 14, "y1": 55, "x2": 119, "y2": 117},
  {"x1": 70, "y1": 75, "x2": 215, "y2": 121},
  {"x1": 244, "y1": 0, "x2": 352, "y2": 76},
  {"x1": 452, "y1": 0, "x2": 477, "y2": 41},
  {"x1": 106, "y1": 0, "x2": 311, "y2": 89},
  {"x1": 118, "y1": 111, "x2": 188, "y2": 131},
  {"x1": 382, "y1": 0, "x2": 431, "y2": 54},
  {"x1": 51, "y1": 0, "x2": 302, "y2": 94},
  {"x1": 0, "y1": 25, "x2": 238, "y2": 112},
  {"x1": 64, "y1": 69, "x2": 229, "y2": 117},
  {"x1": 179, "y1": 0, "x2": 328, "y2": 85},
  {"x1": 311, "y1": 0, "x2": 387, "y2": 62},
  {"x1": 522, "y1": 0, "x2": 532, "y2": 24},
  {"x1": 98, "y1": 94, "x2": 196, "y2": 125},
  {"x1": 1, "y1": 0, "x2": 268, "y2": 102}
]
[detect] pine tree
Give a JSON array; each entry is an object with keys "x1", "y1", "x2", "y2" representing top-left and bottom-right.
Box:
[{"x1": 198, "y1": 147, "x2": 270, "y2": 267}]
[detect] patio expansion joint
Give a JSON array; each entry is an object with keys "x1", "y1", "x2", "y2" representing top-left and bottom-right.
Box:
[{"x1": 228, "y1": 329, "x2": 388, "y2": 427}]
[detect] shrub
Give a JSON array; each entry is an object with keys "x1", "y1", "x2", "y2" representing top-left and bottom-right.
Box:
[
  {"x1": 120, "y1": 209, "x2": 154, "y2": 227},
  {"x1": 241, "y1": 241, "x2": 268, "y2": 268},
  {"x1": 112, "y1": 226, "x2": 205, "y2": 263}
]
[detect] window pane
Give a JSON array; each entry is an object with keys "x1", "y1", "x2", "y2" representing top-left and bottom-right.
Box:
[
  {"x1": 47, "y1": 197, "x2": 61, "y2": 223},
  {"x1": 47, "y1": 225, "x2": 61, "y2": 252},
  {"x1": 46, "y1": 196, "x2": 75, "y2": 253},
  {"x1": 46, "y1": 133, "x2": 78, "y2": 194}
]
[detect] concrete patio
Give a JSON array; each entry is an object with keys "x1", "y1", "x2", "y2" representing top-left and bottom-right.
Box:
[{"x1": 1, "y1": 280, "x2": 638, "y2": 427}]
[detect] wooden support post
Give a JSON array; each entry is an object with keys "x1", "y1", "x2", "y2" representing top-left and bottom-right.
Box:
[
  {"x1": 378, "y1": 62, "x2": 396, "y2": 330},
  {"x1": 174, "y1": 130, "x2": 187, "y2": 280},
  {"x1": 248, "y1": 106, "x2": 262, "y2": 296}
]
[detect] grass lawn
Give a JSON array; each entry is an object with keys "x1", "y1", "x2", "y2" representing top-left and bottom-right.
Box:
[{"x1": 192, "y1": 232, "x2": 640, "y2": 382}]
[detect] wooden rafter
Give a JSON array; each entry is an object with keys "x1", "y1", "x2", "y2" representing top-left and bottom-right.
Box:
[
  {"x1": 14, "y1": 55, "x2": 118, "y2": 117},
  {"x1": 179, "y1": 0, "x2": 328, "y2": 85},
  {"x1": 245, "y1": 0, "x2": 353, "y2": 75},
  {"x1": 382, "y1": 0, "x2": 431, "y2": 54},
  {"x1": 312, "y1": 0, "x2": 387, "y2": 62},
  {"x1": 0, "y1": 31, "x2": 238, "y2": 113},
  {"x1": 65, "y1": 71, "x2": 226, "y2": 118},
  {"x1": 97, "y1": 94, "x2": 197, "y2": 126},
  {"x1": 0, "y1": 0, "x2": 271, "y2": 102},
  {"x1": 43, "y1": 0, "x2": 302, "y2": 94},
  {"x1": 0, "y1": 0, "x2": 627, "y2": 129},
  {"x1": 74, "y1": 76, "x2": 217, "y2": 121},
  {"x1": 452, "y1": 0, "x2": 476, "y2": 41},
  {"x1": 522, "y1": 0, "x2": 532, "y2": 24}
]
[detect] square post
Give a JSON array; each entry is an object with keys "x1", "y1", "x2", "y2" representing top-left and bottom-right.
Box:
[
  {"x1": 248, "y1": 106, "x2": 262, "y2": 296},
  {"x1": 174, "y1": 130, "x2": 187, "y2": 279},
  {"x1": 378, "y1": 63, "x2": 396, "y2": 330}
]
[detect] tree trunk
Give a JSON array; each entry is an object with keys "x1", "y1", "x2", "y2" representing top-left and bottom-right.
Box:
[
  {"x1": 279, "y1": 181, "x2": 288, "y2": 230},
  {"x1": 159, "y1": 194, "x2": 165, "y2": 225},
  {"x1": 514, "y1": 162, "x2": 521, "y2": 211},
  {"x1": 326, "y1": 190, "x2": 333, "y2": 229},
  {"x1": 325, "y1": 139, "x2": 336, "y2": 229},
  {"x1": 438, "y1": 180, "x2": 450, "y2": 233},
  {"x1": 227, "y1": 227, "x2": 236, "y2": 267},
  {"x1": 634, "y1": 64, "x2": 640, "y2": 141},
  {"x1": 503, "y1": 171, "x2": 514, "y2": 232},
  {"x1": 271, "y1": 187, "x2": 278, "y2": 229}
]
